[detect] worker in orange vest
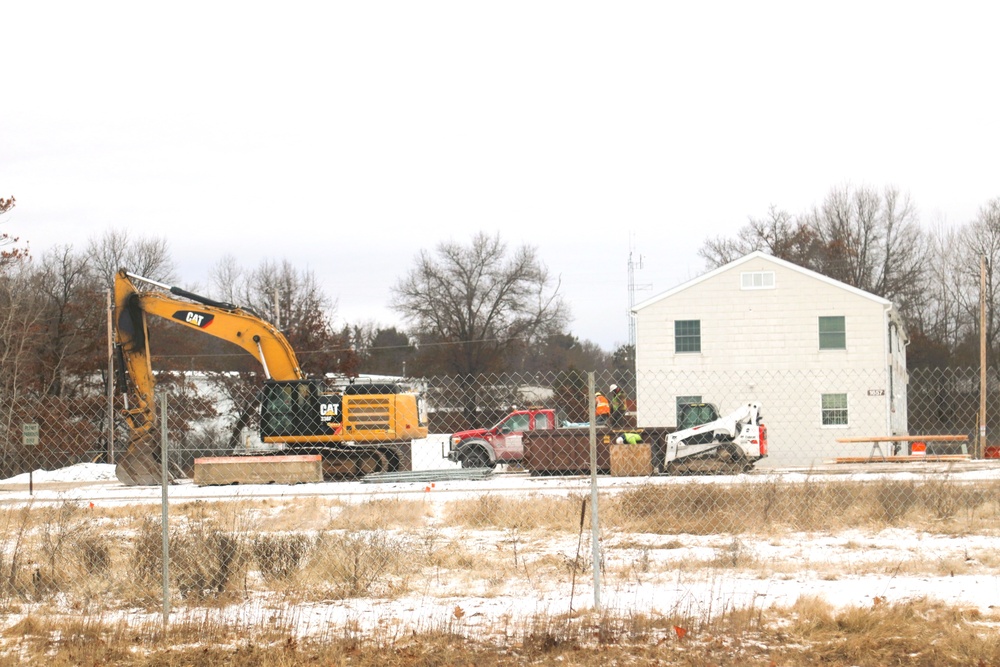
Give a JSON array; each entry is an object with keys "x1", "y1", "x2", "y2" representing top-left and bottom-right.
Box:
[{"x1": 595, "y1": 391, "x2": 611, "y2": 425}]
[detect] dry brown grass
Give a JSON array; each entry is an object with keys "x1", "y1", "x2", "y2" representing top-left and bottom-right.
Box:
[
  {"x1": 606, "y1": 476, "x2": 1000, "y2": 535},
  {"x1": 0, "y1": 477, "x2": 996, "y2": 612},
  {"x1": 327, "y1": 497, "x2": 432, "y2": 530},
  {"x1": 444, "y1": 493, "x2": 586, "y2": 532},
  {"x1": 0, "y1": 597, "x2": 997, "y2": 665}
]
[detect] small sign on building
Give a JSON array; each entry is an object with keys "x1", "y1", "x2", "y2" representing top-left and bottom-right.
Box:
[{"x1": 22, "y1": 423, "x2": 39, "y2": 447}]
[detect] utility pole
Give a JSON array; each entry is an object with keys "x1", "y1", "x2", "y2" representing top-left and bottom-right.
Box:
[
  {"x1": 107, "y1": 289, "x2": 115, "y2": 464},
  {"x1": 980, "y1": 255, "x2": 987, "y2": 459}
]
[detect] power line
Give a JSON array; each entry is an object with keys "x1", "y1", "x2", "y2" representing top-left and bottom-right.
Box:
[{"x1": 150, "y1": 334, "x2": 535, "y2": 359}]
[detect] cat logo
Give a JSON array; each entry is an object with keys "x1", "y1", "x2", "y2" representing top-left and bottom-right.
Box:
[
  {"x1": 320, "y1": 402, "x2": 341, "y2": 422},
  {"x1": 172, "y1": 310, "x2": 215, "y2": 329}
]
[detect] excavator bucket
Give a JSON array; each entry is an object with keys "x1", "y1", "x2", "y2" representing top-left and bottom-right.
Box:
[{"x1": 115, "y1": 434, "x2": 168, "y2": 486}]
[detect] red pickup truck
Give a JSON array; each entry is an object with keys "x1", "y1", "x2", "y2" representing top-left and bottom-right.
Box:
[{"x1": 447, "y1": 408, "x2": 574, "y2": 468}]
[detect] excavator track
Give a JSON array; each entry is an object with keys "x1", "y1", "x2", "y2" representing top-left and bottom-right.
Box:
[{"x1": 291, "y1": 447, "x2": 394, "y2": 481}]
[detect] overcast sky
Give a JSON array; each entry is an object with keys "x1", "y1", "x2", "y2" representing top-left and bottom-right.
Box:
[{"x1": 3, "y1": 2, "x2": 1000, "y2": 351}]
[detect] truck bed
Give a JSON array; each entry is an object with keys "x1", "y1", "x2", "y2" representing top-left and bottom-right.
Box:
[{"x1": 522, "y1": 427, "x2": 674, "y2": 475}]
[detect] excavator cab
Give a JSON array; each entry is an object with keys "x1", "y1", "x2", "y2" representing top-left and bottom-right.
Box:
[{"x1": 259, "y1": 380, "x2": 340, "y2": 438}]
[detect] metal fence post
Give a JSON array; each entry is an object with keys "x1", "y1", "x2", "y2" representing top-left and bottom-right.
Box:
[
  {"x1": 588, "y1": 372, "x2": 601, "y2": 611},
  {"x1": 106, "y1": 288, "x2": 115, "y2": 465},
  {"x1": 161, "y1": 393, "x2": 170, "y2": 628}
]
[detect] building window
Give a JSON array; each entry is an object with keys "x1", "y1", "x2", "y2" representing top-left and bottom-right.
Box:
[
  {"x1": 741, "y1": 271, "x2": 775, "y2": 290},
  {"x1": 819, "y1": 316, "x2": 846, "y2": 350},
  {"x1": 675, "y1": 320, "x2": 701, "y2": 353},
  {"x1": 821, "y1": 393, "x2": 848, "y2": 426}
]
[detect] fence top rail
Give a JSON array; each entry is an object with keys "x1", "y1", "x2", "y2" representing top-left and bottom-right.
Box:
[{"x1": 836, "y1": 435, "x2": 969, "y2": 443}]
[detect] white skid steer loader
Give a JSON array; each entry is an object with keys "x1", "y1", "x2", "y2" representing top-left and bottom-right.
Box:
[{"x1": 662, "y1": 402, "x2": 767, "y2": 474}]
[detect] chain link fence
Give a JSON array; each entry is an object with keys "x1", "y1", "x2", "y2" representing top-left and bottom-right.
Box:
[{"x1": 0, "y1": 366, "x2": 994, "y2": 633}]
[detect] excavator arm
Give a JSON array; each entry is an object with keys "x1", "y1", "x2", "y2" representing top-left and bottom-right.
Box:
[{"x1": 112, "y1": 269, "x2": 304, "y2": 484}]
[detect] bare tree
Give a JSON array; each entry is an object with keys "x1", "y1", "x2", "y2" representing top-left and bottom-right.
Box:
[
  {"x1": 86, "y1": 228, "x2": 175, "y2": 287},
  {"x1": 210, "y1": 256, "x2": 352, "y2": 376},
  {"x1": 0, "y1": 195, "x2": 35, "y2": 402},
  {"x1": 351, "y1": 325, "x2": 417, "y2": 377},
  {"x1": 701, "y1": 185, "x2": 929, "y2": 326},
  {"x1": 700, "y1": 205, "x2": 820, "y2": 268},
  {"x1": 907, "y1": 222, "x2": 966, "y2": 366},
  {"x1": 391, "y1": 231, "x2": 569, "y2": 377},
  {"x1": 0, "y1": 196, "x2": 25, "y2": 269},
  {"x1": 803, "y1": 184, "x2": 928, "y2": 311},
  {"x1": 208, "y1": 254, "x2": 243, "y2": 304},
  {"x1": 35, "y1": 245, "x2": 102, "y2": 396},
  {"x1": 953, "y1": 198, "x2": 1000, "y2": 363},
  {"x1": 0, "y1": 261, "x2": 47, "y2": 472}
]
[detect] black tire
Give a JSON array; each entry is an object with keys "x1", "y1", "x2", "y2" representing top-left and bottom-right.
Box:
[{"x1": 460, "y1": 446, "x2": 493, "y2": 469}]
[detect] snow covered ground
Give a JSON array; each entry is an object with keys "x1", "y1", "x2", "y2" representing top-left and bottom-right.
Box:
[{"x1": 2, "y1": 446, "x2": 1000, "y2": 637}]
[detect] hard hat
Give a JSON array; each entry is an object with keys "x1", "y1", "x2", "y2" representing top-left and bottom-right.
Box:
[
  {"x1": 609, "y1": 384, "x2": 618, "y2": 391},
  {"x1": 615, "y1": 436, "x2": 624, "y2": 444}
]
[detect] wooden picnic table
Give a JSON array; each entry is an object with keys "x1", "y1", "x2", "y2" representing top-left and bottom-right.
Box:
[{"x1": 835, "y1": 434, "x2": 969, "y2": 462}]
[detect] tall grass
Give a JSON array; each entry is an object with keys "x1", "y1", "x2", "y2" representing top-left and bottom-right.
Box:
[
  {"x1": 605, "y1": 476, "x2": 1000, "y2": 534},
  {"x1": 0, "y1": 597, "x2": 997, "y2": 665}
]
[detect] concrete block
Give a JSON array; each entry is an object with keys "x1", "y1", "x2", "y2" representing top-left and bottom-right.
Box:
[{"x1": 193, "y1": 455, "x2": 322, "y2": 486}]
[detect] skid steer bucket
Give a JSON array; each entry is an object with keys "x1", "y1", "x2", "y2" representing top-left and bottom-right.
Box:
[{"x1": 115, "y1": 435, "x2": 168, "y2": 486}]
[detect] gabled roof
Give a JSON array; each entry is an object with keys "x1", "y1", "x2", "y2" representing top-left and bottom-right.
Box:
[{"x1": 632, "y1": 250, "x2": 894, "y2": 312}]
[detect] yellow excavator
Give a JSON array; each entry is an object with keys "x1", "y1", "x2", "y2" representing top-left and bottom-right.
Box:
[{"x1": 112, "y1": 269, "x2": 428, "y2": 485}]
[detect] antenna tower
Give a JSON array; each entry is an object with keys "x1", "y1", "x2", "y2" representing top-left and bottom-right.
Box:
[{"x1": 627, "y1": 235, "x2": 652, "y2": 348}]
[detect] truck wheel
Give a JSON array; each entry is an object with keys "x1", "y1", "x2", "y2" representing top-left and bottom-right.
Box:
[{"x1": 460, "y1": 447, "x2": 492, "y2": 469}]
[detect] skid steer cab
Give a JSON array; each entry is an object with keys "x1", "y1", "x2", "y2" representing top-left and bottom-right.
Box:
[{"x1": 662, "y1": 401, "x2": 767, "y2": 474}]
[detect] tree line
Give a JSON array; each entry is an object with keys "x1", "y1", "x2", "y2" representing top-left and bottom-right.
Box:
[
  {"x1": 0, "y1": 206, "x2": 618, "y2": 409},
  {"x1": 700, "y1": 184, "x2": 1000, "y2": 369}
]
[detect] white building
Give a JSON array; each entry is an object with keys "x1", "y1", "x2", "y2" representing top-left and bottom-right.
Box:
[{"x1": 632, "y1": 251, "x2": 909, "y2": 467}]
